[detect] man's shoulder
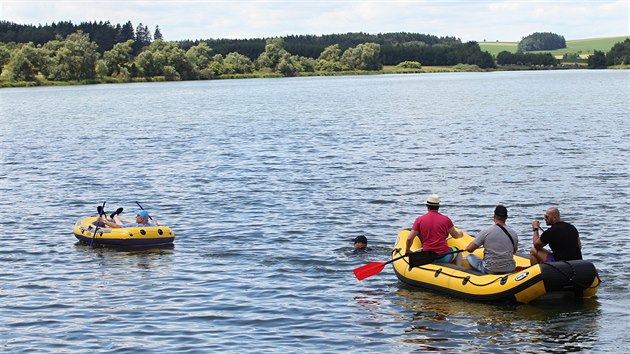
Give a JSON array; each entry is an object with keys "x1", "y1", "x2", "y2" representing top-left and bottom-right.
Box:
[
  {"x1": 476, "y1": 225, "x2": 493, "y2": 235},
  {"x1": 556, "y1": 221, "x2": 579, "y2": 236},
  {"x1": 500, "y1": 224, "x2": 518, "y2": 235},
  {"x1": 429, "y1": 211, "x2": 451, "y2": 221},
  {"x1": 480, "y1": 224, "x2": 503, "y2": 236},
  {"x1": 480, "y1": 224, "x2": 516, "y2": 239},
  {"x1": 553, "y1": 221, "x2": 578, "y2": 231}
]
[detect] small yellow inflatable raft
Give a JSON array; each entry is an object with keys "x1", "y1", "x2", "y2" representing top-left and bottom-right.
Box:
[
  {"x1": 73, "y1": 216, "x2": 175, "y2": 247},
  {"x1": 393, "y1": 229, "x2": 600, "y2": 303}
]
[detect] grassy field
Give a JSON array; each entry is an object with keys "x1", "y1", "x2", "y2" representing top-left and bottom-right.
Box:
[
  {"x1": 477, "y1": 41, "x2": 518, "y2": 56},
  {"x1": 479, "y1": 36, "x2": 629, "y2": 57}
]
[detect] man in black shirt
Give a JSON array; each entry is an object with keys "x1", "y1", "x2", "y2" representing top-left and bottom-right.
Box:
[{"x1": 530, "y1": 207, "x2": 582, "y2": 265}]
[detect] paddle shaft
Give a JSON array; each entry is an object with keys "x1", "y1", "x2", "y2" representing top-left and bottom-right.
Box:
[
  {"x1": 354, "y1": 249, "x2": 465, "y2": 281},
  {"x1": 91, "y1": 201, "x2": 106, "y2": 247},
  {"x1": 385, "y1": 253, "x2": 408, "y2": 266},
  {"x1": 135, "y1": 201, "x2": 153, "y2": 221}
]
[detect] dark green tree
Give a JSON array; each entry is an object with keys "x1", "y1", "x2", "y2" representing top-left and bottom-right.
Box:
[
  {"x1": 133, "y1": 23, "x2": 152, "y2": 55},
  {"x1": 517, "y1": 32, "x2": 566, "y2": 52},
  {"x1": 587, "y1": 50, "x2": 608, "y2": 69},
  {"x1": 606, "y1": 38, "x2": 630, "y2": 65},
  {"x1": 154, "y1": 25, "x2": 163, "y2": 41},
  {"x1": 496, "y1": 51, "x2": 558, "y2": 66},
  {"x1": 118, "y1": 21, "x2": 135, "y2": 43},
  {"x1": 78, "y1": 21, "x2": 118, "y2": 52}
]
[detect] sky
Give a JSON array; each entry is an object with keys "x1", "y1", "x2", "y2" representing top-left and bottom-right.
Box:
[{"x1": 1, "y1": 0, "x2": 628, "y2": 42}]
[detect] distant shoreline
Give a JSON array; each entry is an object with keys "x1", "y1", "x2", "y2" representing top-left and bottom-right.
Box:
[{"x1": 6, "y1": 64, "x2": 629, "y2": 89}]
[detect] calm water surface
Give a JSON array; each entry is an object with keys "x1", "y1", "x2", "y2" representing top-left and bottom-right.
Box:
[{"x1": 1, "y1": 70, "x2": 629, "y2": 353}]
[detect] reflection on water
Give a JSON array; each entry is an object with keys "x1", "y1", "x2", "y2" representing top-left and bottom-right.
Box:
[
  {"x1": 394, "y1": 286, "x2": 601, "y2": 352},
  {"x1": 74, "y1": 242, "x2": 175, "y2": 269},
  {"x1": 353, "y1": 291, "x2": 383, "y2": 307}
]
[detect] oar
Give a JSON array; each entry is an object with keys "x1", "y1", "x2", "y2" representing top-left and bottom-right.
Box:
[
  {"x1": 354, "y1": 254, "x2": 408, "y2": 281},
  {"x1": 91, "y1": 201, "x2": 106, "y2": 247},
  {"x1": 354, "y1": 249, "x2": 468, "y2": 281},
  {"x1": 135, "y1": 201, "x2": 153, "y2": 221}
]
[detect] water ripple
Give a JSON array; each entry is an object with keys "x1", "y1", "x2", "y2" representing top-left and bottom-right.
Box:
[{"x1": 1, "y1": 71, "x2": 629, "y2": 352}]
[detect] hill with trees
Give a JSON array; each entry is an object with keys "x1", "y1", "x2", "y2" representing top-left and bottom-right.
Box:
[{"x1": 517, "y1": 32, "x2": 566, "y2": 52}]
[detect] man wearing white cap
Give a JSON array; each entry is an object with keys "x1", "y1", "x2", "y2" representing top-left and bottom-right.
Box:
[{"x1": 405, "y1": 194, "x2": 464, "y2": 266}]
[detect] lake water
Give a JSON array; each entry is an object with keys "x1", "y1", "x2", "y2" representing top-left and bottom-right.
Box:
[{"x1": 1, "y1": 70, "x2": 629, "y2": 352}]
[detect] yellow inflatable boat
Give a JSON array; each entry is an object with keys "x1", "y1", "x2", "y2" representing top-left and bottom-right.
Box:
[
  {"x1": 73, "y1": 216, "x2": 175, "y2": 247},
  {"x1": 392, "y1": 229, "x2": 600, "y2": 303}
]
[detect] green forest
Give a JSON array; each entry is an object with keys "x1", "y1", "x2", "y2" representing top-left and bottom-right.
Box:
[{"x1": 1, "y1": 20, "x2": 628, "y2": 87}]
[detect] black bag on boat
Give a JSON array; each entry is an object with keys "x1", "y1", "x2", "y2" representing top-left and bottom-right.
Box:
[{"x1": 408, "y1": 250, "x2": 439, "y2": 269}]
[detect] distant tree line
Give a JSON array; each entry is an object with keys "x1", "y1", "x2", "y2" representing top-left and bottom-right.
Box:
[
  {"x1": 0, "y1": 20, "x2": 162, "y2": 55},
  {"x1": 0, "y1": 22, "x2": 504, "y2": 84},
  {"x1": 0, "y1": 21, "x2": 496, "y2": 72},
  {"x1": 170, "y1": 32, "x2": 498, "y2": 68},
  {"x1": 518, "y1": 32, "x2": 566, "y2": 52},
  {"x1": 3, "y1": 21, "x2": 623, "y2": 85},
  {"x1": 0, "y1": 32, "x2": 390, "y2": 82},
  {"x1": 496, "y1": 51, "x2": 559, "y2": 66}
]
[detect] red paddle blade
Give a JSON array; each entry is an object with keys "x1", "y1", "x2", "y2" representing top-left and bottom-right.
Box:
[{"x1": 353, "y1": 261, "x2": 386, "y2": 281}]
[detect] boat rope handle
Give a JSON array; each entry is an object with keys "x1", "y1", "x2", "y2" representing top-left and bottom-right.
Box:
[
  {"x1": 392, "y1": 248, "x2": 510, "y2": 287},
  {"x1": 392, "y1": 249, "x2": 601, "y2": 289}
]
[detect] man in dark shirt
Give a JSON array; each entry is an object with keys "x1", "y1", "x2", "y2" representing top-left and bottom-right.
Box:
[{"x1": 530, "y1": 207, "x2": 582, "y2": 265}]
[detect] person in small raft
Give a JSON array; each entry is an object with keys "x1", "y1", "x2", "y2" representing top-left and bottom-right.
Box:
[{"x1": 97, "y1": 209, "x2": 159, "y2": 228}]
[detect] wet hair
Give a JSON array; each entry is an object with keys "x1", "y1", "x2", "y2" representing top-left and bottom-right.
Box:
[{"x1": 354, "y1": 235, "x2": 368, "y2": 244}]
